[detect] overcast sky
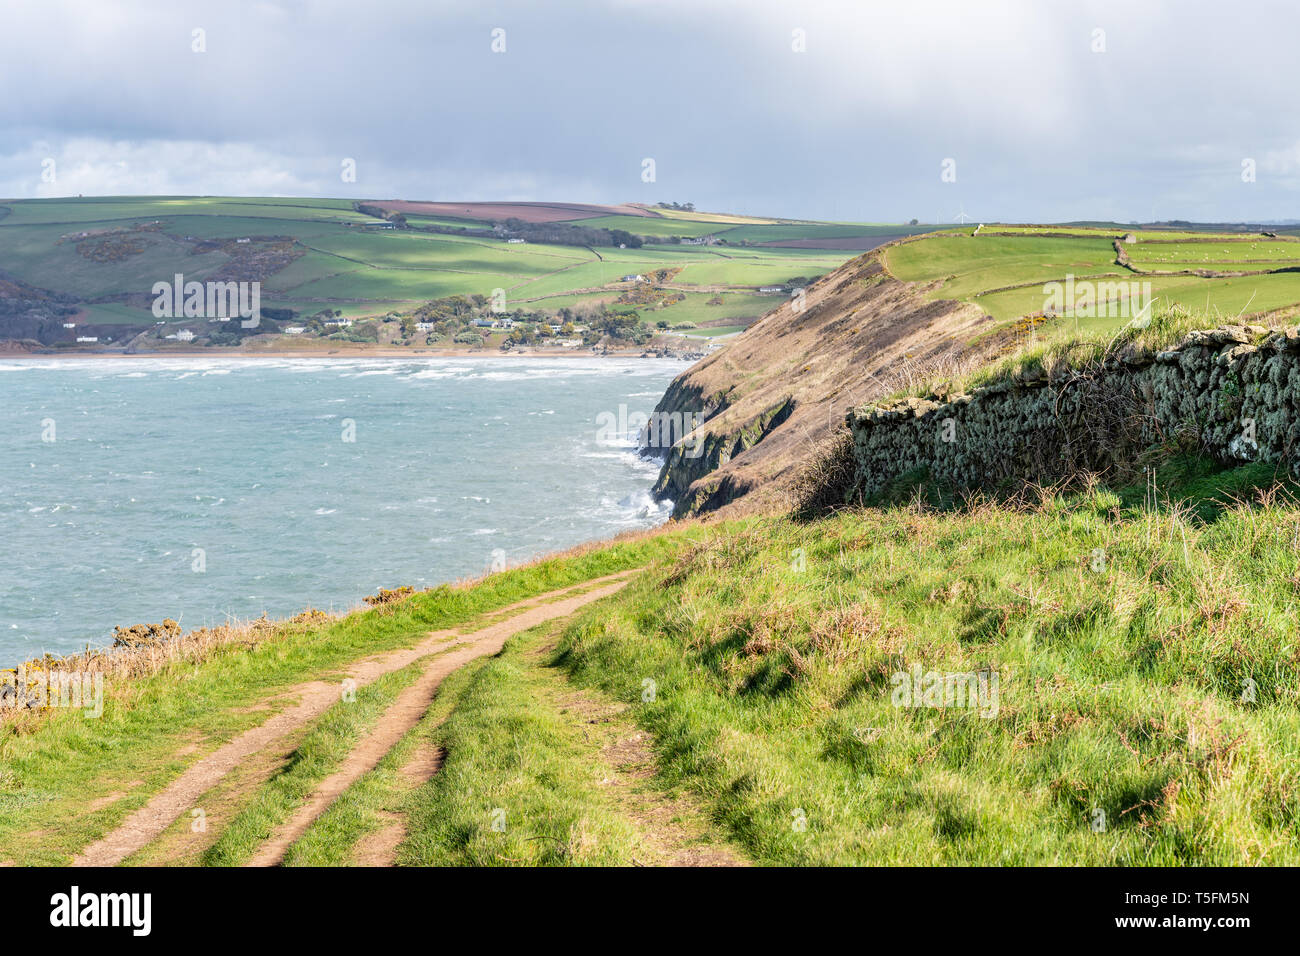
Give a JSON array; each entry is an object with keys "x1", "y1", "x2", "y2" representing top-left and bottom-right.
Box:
[{"x1": 1, "y1": 0, "x2": 1297, "y2": 223}]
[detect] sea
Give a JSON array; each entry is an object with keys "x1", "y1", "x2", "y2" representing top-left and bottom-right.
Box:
[{"x1": 0, "y1": 355, "x2": 687, "y2": 665}]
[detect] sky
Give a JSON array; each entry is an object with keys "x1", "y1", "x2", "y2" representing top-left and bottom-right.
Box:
[{"x1": 1, "y1": 0, "x2": 1297, "y2": 224}]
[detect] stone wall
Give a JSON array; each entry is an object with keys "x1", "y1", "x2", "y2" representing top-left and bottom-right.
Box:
[{"x1": 847, "y1": 325, "x2": 1300, "y2": 497}]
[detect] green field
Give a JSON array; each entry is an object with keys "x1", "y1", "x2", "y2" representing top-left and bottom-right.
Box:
[
  {"x1": 0, "y1": 196, "x2": 371, "y2": 227},
  {"x1": 0, "y1": 197, "x2": 907, "y2": 346},
  {"x1": 885, "y1": 230, "x2": 1300, "y2": 336},
  {"x1": 1127, "y1": 239, "x2": 1300, "y2": 269}
]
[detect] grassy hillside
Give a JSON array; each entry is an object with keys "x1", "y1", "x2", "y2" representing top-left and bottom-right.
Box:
[
  {"x1": 0, "y1": 197, "x2": 935, "y2": 350},
  {"x1": 435, "y1": 461, "x2": 1300, "y2": 865}
]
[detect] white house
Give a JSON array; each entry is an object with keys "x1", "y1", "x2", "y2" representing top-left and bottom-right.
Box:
[
  {"x1": 506, "y1": 238, "x2": 526, "y2": 244},
  {"x1": 283, "y1": 326, "x2": 306, "y2": 335},
  {"x1": 76, "y1": 336, "x2": 98, "y2": 343},
  {"x1": 758, "y1": 286, "x2": 786, "y2": 294},
  {"x1": 176, "y1": 329, "x2": 195, "y2": 342},
  {"x1": 324, "y1": 318, "x2": 353, "y2": 327},
  {"x1": 62, "y1": 322, "x2": 77, "y2": 329},
  {"x1": 415, "y1": 322, "x2": 435, "y2": 331},
  {"x1": 620, "y1": 274, "x2": 645, "y2": 282}
]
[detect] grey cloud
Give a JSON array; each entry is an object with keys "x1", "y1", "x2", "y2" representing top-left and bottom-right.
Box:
[{"x1": 1, "y1": 0, "x2": 1297, "y2": 222}]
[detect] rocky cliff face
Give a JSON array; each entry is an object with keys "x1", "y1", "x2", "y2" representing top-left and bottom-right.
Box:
[
  {"x1": 641, "y1": 251, "x2": 1002, "y2": 518},
  {"x1": 846, "y1": 324, "x2": 1299, "y2": 497}
]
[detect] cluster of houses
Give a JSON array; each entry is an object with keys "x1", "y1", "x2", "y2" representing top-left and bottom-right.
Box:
[
  {"x1": 281, "y1": 317, "x2": 351, "y2": 336},
  {"x1": 680, "y1": 234, "x2": 721, "y2": 246}
]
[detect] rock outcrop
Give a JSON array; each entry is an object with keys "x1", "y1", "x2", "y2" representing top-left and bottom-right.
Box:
[{"x1": 642, "y1": 250, "x2": 1002, "y2": 518}]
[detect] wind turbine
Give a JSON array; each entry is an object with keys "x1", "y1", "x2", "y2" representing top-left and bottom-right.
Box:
[{"x1": 954, "y1": 203, "x2": 973, "y2": 225}]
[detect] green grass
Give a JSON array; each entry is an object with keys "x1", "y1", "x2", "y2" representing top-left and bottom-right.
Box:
[
  {"x1": 0, "y1": 197, "x2": 368, "y2": 227},
  {"x1": 78, "y1": 303, "x2": 158, "y2": 326},
  {"x1": 671, "y1": 253, "x2": 850, "y2": 287},
  {"x1": 1128, "y1": 240, "x2": 1300, "y2": 268},
  {"x1": 275, "y1": 656, "x2": 490, "y2": 866},
  {"x1": 398, "y1": 622, "x2": 645, "y2": 865},
  {"x1": 718, "y1": 222, "x2": 936, "y2": 244},
  {"x1": 883, "y1": 231, "x2": 1300, "y2": 333},
  {"x1": 886, "y1": 235, "x2": 1121, "y2": 301},
  {"x1": 540, "y1": 462, "x2": 1300, "y2": 864},
  {"x1": 900, "y1": 303, "x2": 1239, "y2": 401},
  {"x1": 403, "y1": 215, "x2": 493, "y2": 231},
  {"x1": 0, "y1": 529, "x2": 691, "y2": 865},
  {"x1": 196, "y1": 658, "x2": 430, "y2": 866}
]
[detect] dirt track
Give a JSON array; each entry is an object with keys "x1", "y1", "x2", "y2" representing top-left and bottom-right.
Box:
[
  {"x1": 246, "y1": 577, "x2": 636, "y2": 866},
  {"x1": 72, "y1": 572, "x2": 638, "y2": 867}
]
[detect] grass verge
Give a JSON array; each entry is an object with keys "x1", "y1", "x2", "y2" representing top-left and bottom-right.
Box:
[
  {"x1": 548, "y1": 465, "x2": 1300, "y2": 864},
  {"x1": 0, "y1": 528, "x2": 690, "y2": 865},
  {"x1": 400, "y1": 622, "x2": 644, "y2": 865}
]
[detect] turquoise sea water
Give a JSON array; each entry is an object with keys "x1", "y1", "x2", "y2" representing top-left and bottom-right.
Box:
[{"x1": 0, "y1": 356, "x2": 686, "y2": 666}]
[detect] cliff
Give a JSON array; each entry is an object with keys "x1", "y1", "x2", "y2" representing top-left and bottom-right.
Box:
[{"x1": 642, "y1": 250, "x2": 1002, "y2": 518}]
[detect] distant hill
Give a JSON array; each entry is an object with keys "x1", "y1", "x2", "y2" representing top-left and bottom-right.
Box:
[{"x1": 0, "y1": 196, "x2": 938, "y2": 351}]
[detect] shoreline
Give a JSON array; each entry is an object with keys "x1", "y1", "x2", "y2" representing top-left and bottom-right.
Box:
[{"x1": 0, "y1": 346, "x2": 708, "y2": 361}]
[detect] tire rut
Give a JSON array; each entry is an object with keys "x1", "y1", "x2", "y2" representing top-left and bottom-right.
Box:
[
  {"x1": 247, "y1": 576, "x2": 635, "y2": 867},
  {"x1": 71, "y1": 571, "x2": 639, "y2": 867}
]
